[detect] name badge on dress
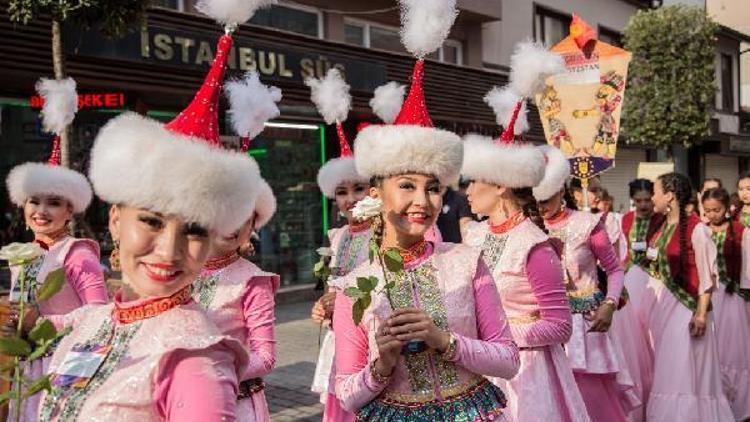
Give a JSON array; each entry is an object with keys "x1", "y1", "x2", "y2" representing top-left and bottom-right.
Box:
[
  {"x1": 51, "y1": 344, "x2": 112, "y2": 389},
  {"x1": 646, "y1": 247, "x2": 659, "y2": 261},
  {"x1": 632, "y1": 241, "x2": 648, "y2": 252},
  {"x1": 9, "y1": 284, "x2": 29, "y2": 303}
]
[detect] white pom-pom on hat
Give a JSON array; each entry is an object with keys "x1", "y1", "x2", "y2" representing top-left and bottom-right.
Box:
[
  {"x1": 509, "y1": 40, "x2": 565, "y2": 98},
  {"x1": 533, "y1": 145, "x2": 571, "y2": 201},
  {"x1": 305, "y1": 68, "x2": 351, "y2": 125},
  {"x1": 225, "y1": 71, "x2": 282, "y2": 140},
  {"x1": 460, "y1": 134, "x2": 545, "y2": 189},
  {"x1": 196, "y1": 0, "x2": 276, "y2": 28},
  {"x1": 484, "y1": 86, "x2": 528, "y2": 135},
  {"x1": 370, "y1": 82, "x2": 406, "y2": 124},
  {"x1": 35, "y1": 77, "x2": 78, "y2": 136},
  {"x1": 399, "y1": 0, "x2": 458, "y2": 58}
]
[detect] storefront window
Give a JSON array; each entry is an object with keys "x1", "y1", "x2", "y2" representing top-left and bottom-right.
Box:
[
  {"x1": 534, "y1": 7, "x2": 571, "y2": 46},
  {"x1": 151, "y1": 0, "x2": 183, "y2": 11},
  {"x1": 250, "y1": 4, "x2": 321, "y2": 38}
]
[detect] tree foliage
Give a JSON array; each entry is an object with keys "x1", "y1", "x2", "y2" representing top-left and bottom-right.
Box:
[
  {"x1": 8, "y1": 0, "x2": 151, "y2": 37},
  {"x1": 622, "y1": 5, "x2": 718, "y2": 149}
]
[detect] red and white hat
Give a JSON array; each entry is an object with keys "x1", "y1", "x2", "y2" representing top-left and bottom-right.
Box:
[
  {"x1": 308, "y1": 69, "x2": 368, "y2": 198},
  {"x1": 461, "y1": 41, "x2": 564, "y2": 189},
  {"x1": 6, "y1": 77, "x2": 93, "y2": 213},
  {"x1": 253, "y1": 179, "x2": 277, "y2": 230},
  {"x1": 353, "y1": 0, "x2": 463, "y2": 186},
  {"x1": 533, "y1": 145, "x2": 571, "y2": 201},
  {"x1": 89, "y1": 1, "x2": 273, "y2": 235}
]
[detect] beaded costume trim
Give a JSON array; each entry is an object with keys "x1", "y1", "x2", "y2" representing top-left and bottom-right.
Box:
[{"x1": 112, "y1": 285, "x2": 192, "y2": 324}]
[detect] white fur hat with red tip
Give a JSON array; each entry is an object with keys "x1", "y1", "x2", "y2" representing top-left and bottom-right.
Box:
[
  {"x1": 6, "y1": 77, "x2": 92, "y2": 213},
  {"x1": 253, "y1": 179, "x2": 276, "y2": 230},
  {"x1": 461, "y1": 41, "x2": 564, "y2": 189},
  {"x1": 89, "y1": 1, "x2": 271, "y2": 235},
  {"x1": 533, "y1": 145, "x2": 571, "y2": 201},
  {"x1": 308, "y1": 68, "x2": 368, "y2": 198},
  {"x1": 354, "y1": 0, "x2": 463, "y2": 186}
]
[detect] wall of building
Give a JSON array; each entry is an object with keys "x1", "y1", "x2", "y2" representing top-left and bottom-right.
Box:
[
  {"x1": 707, "y1": 0, "x2": 750, "y2": 111},
  {"x1": 482, "y1": 0, "x2": 639, "y2": 67}
]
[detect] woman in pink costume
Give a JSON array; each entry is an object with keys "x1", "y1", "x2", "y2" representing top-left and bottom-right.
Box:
[
  {"x1": 305, "y1": 68, "x2": 372, "y2": 422},
  {"x1": 3, "y1": 77, "x2": 108, "y2": 421},
  {"x1": 638, "y1": 172, "x2": 733, "y2": 421},
  {"x1": 332, "y1": 4, "x2": 520, "y2": 413},
  {"x1": 535, "y1": 148, "x2": 638, "y2": 422},
  {"x1": 26, "y1": 5, "x2": 268, "y2": 418},
  {"x1": 193, "y1": 179, "x2": 280, "y2": 422},
  {"x1": 462, "y1": 136, "x2": 589, "y2": 421},
  {"x1": 700, "y1": 187, "x2": 750, "y2": 421}
]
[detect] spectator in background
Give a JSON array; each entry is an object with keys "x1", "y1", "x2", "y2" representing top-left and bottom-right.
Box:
[
  {"x1": 437, "y1": 186, "x2": 475, "y2": 243},
  {"x1": 698, "y1": 177, "x2": 722, "y2": 220}
]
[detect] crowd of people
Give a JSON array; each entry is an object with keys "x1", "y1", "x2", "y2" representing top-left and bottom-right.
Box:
[{"x1": 1, "y1": 1, "x2": 749, "y2": 422}]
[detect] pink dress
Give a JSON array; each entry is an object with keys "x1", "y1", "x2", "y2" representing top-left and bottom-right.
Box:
[
  {"x1": 8, "y1": 236, "x2": 108, "y2": 422},
  {"x1": 707, "y1": 225, "x2": 750, "y2": 421},
  {"x1": 464, "y1": 219, "x2": 590, "y2": 422},
  {"x1": 332, "y1": 242, "x2": 520, "y2": 421},
  {"x1": 312, "y1": 225, "x2": 372, "y2": 422},
  {"x1": 39, "y1": 291, "x2": 248, "y2": 421},
  {"x1": 193, "y1": 256, "x2": 280, "y2": 422},
  {"x1": 637, "y1": 220, "x2": 734, "y2": 421},
  {"x1": 546, "y1": 210, "x2": 639, "y2": 422}
]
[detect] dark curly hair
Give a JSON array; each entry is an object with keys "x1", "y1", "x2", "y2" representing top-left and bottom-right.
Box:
[{"x1": 628, "y1": 178, "x2": 654, "y2": 198}]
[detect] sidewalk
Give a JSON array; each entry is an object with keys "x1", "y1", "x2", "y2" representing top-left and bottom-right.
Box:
[{"x1": 266, "y1": 300, "x2": 326, "y2": 421}]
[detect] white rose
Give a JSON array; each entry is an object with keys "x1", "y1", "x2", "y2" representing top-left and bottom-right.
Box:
[
  {"x1": 351, "y1": 197, "x2": 383, "y2": 221},
  {"x1": 316, "y1": 247, "x2": 334, "y2": 257},
  {"x1": 0, "y1": 242, "x2": 45, "y2": 265}
]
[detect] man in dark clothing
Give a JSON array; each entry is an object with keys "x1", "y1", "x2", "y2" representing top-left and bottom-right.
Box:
[{"x1": 437, "y1": 187, "x2": 474, "y2": 243}]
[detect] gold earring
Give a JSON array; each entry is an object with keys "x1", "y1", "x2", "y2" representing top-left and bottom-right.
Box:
[{"x1": 110, "y1": 240, "x2": 121, "y2": 271}]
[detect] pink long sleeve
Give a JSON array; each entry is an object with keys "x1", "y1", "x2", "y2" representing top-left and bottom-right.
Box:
[
  {"x1": 447, "y1": 259, "x2": 519, "y2": 379},
  {"x1": 742, "y1": 229, "x2": 750, "y2": 290},
  {"x1": 510, "y1": 244, "x2": 572, "y2": 348},
  {"x1": 333, "y1": 294, "x2": 388, "y2": 412},
  {"x1": 156, "y1": 345, "x2": 239, "y2": 422},
  {"x1": 692, "y1": 224, "x2": 718, "y2": 295},
  {"x1": 64, "y1": 243, "x2": 108, "y2": 304},
  {"x1": 588, "y1": 222, "x2": 625, "y2": 302},
  {"x1": 241, "y1": 276, "x2": 277, "y2": 380}
]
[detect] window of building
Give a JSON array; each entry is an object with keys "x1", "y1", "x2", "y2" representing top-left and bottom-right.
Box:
[
  {"x1": 250, "y1": 4, "x2": 322, "y2": 38},
  {"x1": 151, "y1": 0, "x2": 184, "y2": 11},
  {"x1": 598, "y1": 26, "x2": 623, "y2": 47},
  {"x1": 534, "y1": 7, "x2": 571, "y2": 46},
  {"x1": 345, "y1": 19, "x2": 463, "y2": 65},
  {"x1": 721, "y1": 53, "x2": 735, "y2": 111}
]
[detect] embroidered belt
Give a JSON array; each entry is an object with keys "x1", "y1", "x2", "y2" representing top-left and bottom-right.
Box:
[
  {"x1": 358, "y1": 378, "x2": 505, "y2": 421},
  {"x1": 567, "y1": 289, "x2": 605, "y2": 314},
  {"x1": 238, "y1": 378, "x2": 265, "y2": 399}
]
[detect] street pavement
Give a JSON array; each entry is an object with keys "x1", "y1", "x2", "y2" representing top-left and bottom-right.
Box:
[{"x1": 266, "y1": 300, "x2": 325, "y2": 421}]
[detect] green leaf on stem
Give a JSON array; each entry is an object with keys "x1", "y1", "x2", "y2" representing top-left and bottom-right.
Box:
[
  {"x1": 0, "y1": 336, "x2": 32, "y2": 357},
  {"x1": 0, "y1": 390, "x2": 16, "y2": 405},
  {"x1": 22, "y1": 376, "x2": 51, "y2": 399},
  {"x1": 352, "y1": 293, "x2": 371, "y2": 325},
  {"x1": 344, "y1": 287, "x2": 365, "y2": 300},
  {"x1": 383, "y1": 248, "x2": 404, "y2": 273},
  {"x1": 368, "y1": 240, "x2": 378, "y2": 264},
  {"x1": 36, "y1": 268, "x2": 65, "y2": 302},
  {"x1": 356, "y1": 276, "x2": 378, "y2": 292},
  {"x1": 28, "y1": 320, "x2": 57, "y2": 345}
]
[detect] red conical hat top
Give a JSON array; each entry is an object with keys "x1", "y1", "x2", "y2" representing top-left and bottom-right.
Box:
[
  {"x1": 336, "y1": 122, "x2": 353, "y2": 157},
  {"x1": 498, "y1": 100, "x2": 525, "y2": 145},
  {"x1": 47, "y1": 135, "x2": 62, "y2": 166},
  {"x1": 394, "y1": 60, "x2": 433, "y2": 127},
  {"x1": 165, "y1": 34, "x2": 234, "y2": 146}
]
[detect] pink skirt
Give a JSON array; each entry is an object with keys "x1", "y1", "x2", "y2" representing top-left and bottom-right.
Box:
[
  {"x1": 712, "y1": 283, "x2": 750, "y2": 421},
  {"x1": 491, "y1": 344, "x2": 591, "y2": 422},
  {"x1": 237, "y1": 391, "x2": 270, "y2": 422},
  {"x1": 10, "y1": 356, "x2": 49, "y2": 422},
  {"x1": 637, "y1": 276, "x2": 734, "y2": 422}
]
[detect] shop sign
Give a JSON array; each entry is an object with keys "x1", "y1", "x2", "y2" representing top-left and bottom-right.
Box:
[
  {"x1": 65, "y1": 25, "x2": 387, "y2": 92},
  {"x1": 29, "y1": 93, "x2": 126, "y2": 109}
]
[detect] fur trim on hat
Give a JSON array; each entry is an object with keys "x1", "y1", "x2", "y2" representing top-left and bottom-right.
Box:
[
  {"x1": 317, "y1": 156, "x2": 368, "y2": 199},
  {"x1": 533, "y1": 145, "x2": 571, "y2": 201},
  {"x1": 460, "y1": 135, "x2": 545, "y2": 188},
  {"x1": 254, "y1": 179, "x2": 276, "y2": 229},
  {"x1": 6, "y1": 162, "x2": 92, "y2": 213},
  {"x1": 354, "y1": 124, "x2": 463, "y2": 186},
  {"x1": 89, "y1": 113, "x2": 261, "y2": 235}
]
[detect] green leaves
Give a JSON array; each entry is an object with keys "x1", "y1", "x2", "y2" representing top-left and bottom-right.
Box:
[
  {"x1": 368, "y1": 239, "x2": 379, "y2": 264},
  {"x1": 0, "y1": 336, "x2": 31, "y2": 357},
  {"x1": 22, "y1": 376, "x2": 51, "y2": 399},
  {"x1": 383, "y1": 248, "x2": 404, "y2": 273},
  {"x1": 28, "y1": 320, "x2": 56, "y2": 344},
  {"x1": 357, "y1": 276, "x2": 378, "y2": 292},
  {"x1": 622, "y1": 5, "x2": 717, "y2": 149},
  {"x1": 0, "y1": 390, "x2": 16, "y2": 406},
  {"x1": 345, "y1": 276, "x2": 380, "y2": 325},
  {"x1": 35, "y1": 268, "x2": 65, "y2": 302}
]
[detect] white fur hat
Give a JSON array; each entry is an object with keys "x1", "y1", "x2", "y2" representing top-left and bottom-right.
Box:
[
  {"x1": 460, "y1": 135, "x2": 545, "y2": 188},
  {"x1": 533, "y1": 145, "x2": 571, "y2": 201},
  {"x1": 316, "y1": 157, "x2": 368, "y2": 199},
  {"x1": 6, "y1": 163, "x2": 92, "y2": 213},
  {"x1": 89, "y1": 113, "x2": 261, "y2": 236},
  {"x1": 254, "y1": 179, "x2": 276, "y2": 230}
]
